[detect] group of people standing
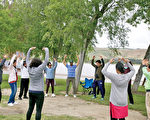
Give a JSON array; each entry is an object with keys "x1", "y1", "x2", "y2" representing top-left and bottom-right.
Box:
[
  {"x1": 0, "y1": 47, "x2": 80, "y2": 120},
  {"x1": 0, "y1": 47, "x2": 150, "y2": 120},
  {"x1": 91, "y1": 56, "x2": 150, "y2": 120},
  {"x1": 91, "y1": 56, "x2": 134, "y2": 105}
]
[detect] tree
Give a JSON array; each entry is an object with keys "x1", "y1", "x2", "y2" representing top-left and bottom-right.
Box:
[
  {"x1": 44, "y1": 0, "x2": 133, "y2": 91},
  {"x1": 125, "y1": 0, "x2": 150, "y2": 91},
  {"x1": 132, "y1": 45, "x2": 150, "y2": 91},
  {"x1": 74, "y1": 0, "x2": 130, "y2": 90},
  {"x1": 0, "y1": 1, "x2": 24, "y2": 55},
  {"x1": 1, "y1": 0, "x2": 144, "y2": 92}
]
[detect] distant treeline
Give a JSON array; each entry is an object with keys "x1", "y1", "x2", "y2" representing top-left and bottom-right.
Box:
[{"x1": 86, "y1": 59, "x2": 142, "y2": 64}]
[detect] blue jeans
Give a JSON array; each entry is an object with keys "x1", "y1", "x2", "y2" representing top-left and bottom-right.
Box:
[
  {"x1": 93, "y1": 80, "x2": 104, "y2": 98},
  {"x1": 8, "y1": 82, "x2": 17, "y2": 103}
]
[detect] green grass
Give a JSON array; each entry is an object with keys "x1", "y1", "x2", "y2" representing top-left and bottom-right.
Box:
[
  {"x1": 0, "y1": 74, "x2": 147, "y2": 117},
  {"x1": 78, "y1": 83, "x2": 146, "y2": 116},
  {"x1": 0, "y1": 114, "x2": 93, "y2": 120}
]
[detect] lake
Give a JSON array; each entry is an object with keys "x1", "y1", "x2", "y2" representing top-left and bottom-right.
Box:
[{"x1": 3, "y1": 62, "x2": 145, "y2": 85}]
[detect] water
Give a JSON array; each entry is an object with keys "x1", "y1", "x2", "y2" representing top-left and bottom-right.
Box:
[
  {"x1": 4, "y1": 62, "x2": 144, "y2": 85},
  {"x1": 54, "y1": 63, "x2": 144, "y2": 85}
]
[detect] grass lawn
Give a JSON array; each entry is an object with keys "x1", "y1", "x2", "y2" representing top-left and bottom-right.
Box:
[
  {"x1": 0, "y1": 74, "x2": 147, "y2": 119},
  {"x1": 0, "y1": 114, "x2": 93, "y2": 120}
]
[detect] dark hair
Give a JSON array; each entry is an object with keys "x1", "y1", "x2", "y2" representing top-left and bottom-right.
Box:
[
  {"x1": 129, "y1": 61, "x2": 133, "y2": 66},
  {"x1": 96, "y1": 60, "x2": 101, "y2": 64},
  {"x1": 23, "y1": 61, "x2": 26, "y2": 66},
  {"x1": 148, "y1": 64, "x2": 150, "y2": 69},
  {"x1": 13, "y1": 59, "x2": 17, "y2": 64},
  {"x1": 47, "y1": 62, "x2": 51, "y2": 66},
  {"x1": 116, "y1": 62, "x2": 125, "y2": 73},
  {"x1": 29, "y1": 58, "x2": 42, "y2": 68}
]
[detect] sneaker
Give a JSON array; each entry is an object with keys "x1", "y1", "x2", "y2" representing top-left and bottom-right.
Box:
[
  {"x1": 18, "y1": 97, "x2": 22, "y2": 100},
  {"x1": 101, "y1": 98, "x2": 104, "y2": 101},
  {"x1": 73, "y1": 95, "x2": 76, "y2": 98},
  {"x1": 51, "y1": 94, "x2": 56, "y2": 97},
  {"x1": 8, "y1": 103, "x2": 14, "y2": 106},
  {"x1": 13, "y1": 102, "x2": 18, "y2": 105},
  {"x1": 129, "y1": 103, "x2": 133, "y2": 105},
  {"x1": 65, "y1": 94, "x2": 68, "y2": 97},
  {"x1": 23, "y1": 96, "x2": 28, "y2": 99},
  {"x1": 92, "y1": 96, "x2": 96, "y2": 99},
  {"x1": 45, "y1": 94, "x2": 48, "y2": 97}
]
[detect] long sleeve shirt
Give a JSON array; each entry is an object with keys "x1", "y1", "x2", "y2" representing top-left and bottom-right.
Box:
[
  {"x1": 20, "y1": 59, "x2": 29, "y2": 79},
  {"x1": 102, "y1": 62, "x2": 135, "y2": 106},
  {"x1": 91, "y1": 59, "x2": 104, "y2": 80},
  {"x1": 26, "y1": 48, "x2": 49, "y2": 92},
  {"x1": 142, "y1": 67, "x2": 150, "y2": 90},
  {"x1": 45, "y1": 61, "x2": 57, "y2": 79},
  {"x1": 8, "y1": 55, "x2": 18, "y2": 83},
  {"x1": 0, "y1": 58, "x2": 6, "y2": 83}
]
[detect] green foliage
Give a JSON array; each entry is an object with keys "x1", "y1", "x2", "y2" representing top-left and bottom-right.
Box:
[
  {"x1": 0, "y1": 3, "x2": 23, "y2": 55},
  {"x1": 1, "y1": 0, "x2": 148, "y2": 59},
  {"x1": 126, "y1": 0, "x2": 150, "y2": 26}
]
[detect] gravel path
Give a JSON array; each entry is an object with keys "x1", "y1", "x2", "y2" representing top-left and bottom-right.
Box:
[{"x1": 0, "y1": 89, "x2": 146, "y2": 120}]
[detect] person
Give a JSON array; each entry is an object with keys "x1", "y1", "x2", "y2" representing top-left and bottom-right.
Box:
[
  {"x1": 97, "y1": 56, "x2": 105, "y2": 96},
  {"x1": 8, "y1": 54, "x2": 19, "y2": 106},
  {"x1": 124, "y1": 61, "x2": 134, "y2": 105},
  {"x1": 91, "y1": 56, "x2": 105, "y2": 100},
  {"x1": 63, "y1": 55, "x2": 79, "y2": 98},
  {"x1": 0, "y1": 55, "x2": 7, "y2": 103},
  {"x1": 102, "y1": 58, "x2": 135, "y2": 120},
  {"x1": 45, "y1": 58, "x2": 57, "y2": 97},
  {"x1": 142, "y1": 59, "x2": 150, "y2": 120},
  {"x1": 18, "y1": 58, "x2": 29, "y2": 100},
  {"x1": 26, "y1": 47, "x2": 49, "y2": 120}
]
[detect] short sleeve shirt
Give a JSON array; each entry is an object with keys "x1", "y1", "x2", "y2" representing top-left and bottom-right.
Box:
[{"x1": 66, "y1": 64, "x2": 77, "y2": 78}]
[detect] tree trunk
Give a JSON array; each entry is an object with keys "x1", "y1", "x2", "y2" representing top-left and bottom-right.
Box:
[
  {"x1": 132, "y1": 44, "x2": 150, "y2": 91},
  {"x1": 75, "y1": 39, "x2": 89, "y2": 92},
  {"x1": 74, "y1": 1, "x2": 109, "y2": 92}
]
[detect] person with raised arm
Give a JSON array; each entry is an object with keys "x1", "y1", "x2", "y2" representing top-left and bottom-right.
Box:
[
  {"x1": 124, "y1": 61, "x2": 134, "y2": 105},
  {"x1": 63, "y1": 55, "x2": 79, "y2": 98},
  {"x1": 18, "y1": 56, "x2": 29, "y2": 100},
  {"x1": 8, "y1": 54, "x2": 19, "y2": 106},
  {"x1": 0, "y1": 55, "x2": 7, "y2": 103},
  {"x1": 91, "y1": 56, "x2": 105, "y2": 100},
  {"x1": 26, "y1": 47, "x2": 49, "y2": 120},
  {"x1": 45, "y1": 58, "x2": 57, "y2": 97},
  {"x1": 102, "y1": 58, "x2": 135, "y2": 120},
  {"x1": 142, "y1": 59, "x2": 150, "y2": 120}
]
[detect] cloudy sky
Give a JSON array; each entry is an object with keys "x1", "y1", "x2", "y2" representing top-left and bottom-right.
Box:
[{"x1": 96, "y1": 23, "x2": 150, "y2": 49}]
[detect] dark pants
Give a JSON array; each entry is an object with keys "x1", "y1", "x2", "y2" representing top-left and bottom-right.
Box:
[
  {"x1": 0, "y1": 83, "x2": 1, "y2": 102},
  {"x1": 8, "y1": 82, "x2": 17, "y2": 103},
  {"x1": 19, "y1": 78, "x2": 29, "y2": 98},
  {"x1": 102, "y1": 80, "x2": 105, "y2": 96},
  {"x1": 26, "y1": 92, "x2": 44, "y2": 120},
  {"x1": 93, "y1": 80, "x2": 104, "y2": 98},
  {"x1": 128, "y1": 81, "x2": 134, "y2": 104},
  {"x1": 46, "y1": 79, "x2": 54, "y2": 94},
  {"x1": 97, "y1": 80, "x2": 105, "y2": 96}
]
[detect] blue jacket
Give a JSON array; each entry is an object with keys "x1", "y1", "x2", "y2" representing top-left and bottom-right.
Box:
[{"x1": 45, "y1": 61, "x2": 57, "y2": 79}]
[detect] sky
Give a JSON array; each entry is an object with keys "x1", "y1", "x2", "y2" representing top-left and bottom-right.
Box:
[{"x1": 96, "y1": 23, "x2": 150, "y2": 49}]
